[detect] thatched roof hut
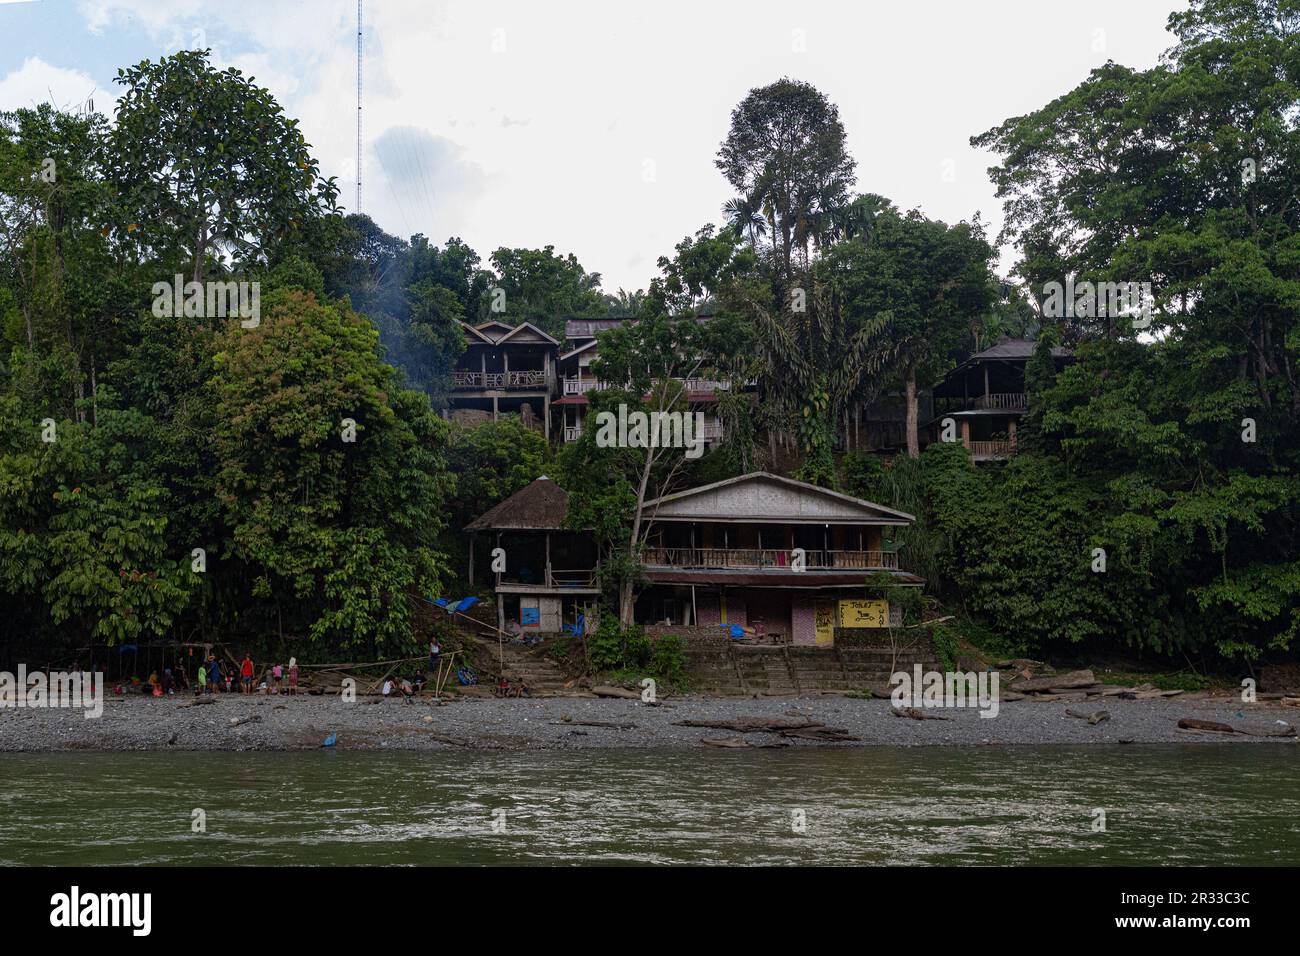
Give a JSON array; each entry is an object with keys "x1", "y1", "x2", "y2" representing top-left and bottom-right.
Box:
[{"x1": 464, "y1": 476, "x2": 576, "y2": 532}]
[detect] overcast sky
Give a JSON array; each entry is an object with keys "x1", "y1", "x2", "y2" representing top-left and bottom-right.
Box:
[{"x1": 3, "y1": 0, "x2": 1183, "y2": 291}]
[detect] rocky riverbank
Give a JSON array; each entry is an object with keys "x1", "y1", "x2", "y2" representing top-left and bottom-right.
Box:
[{"x1": 1, "y1": 691, "x2": 1297, "y2": 751}]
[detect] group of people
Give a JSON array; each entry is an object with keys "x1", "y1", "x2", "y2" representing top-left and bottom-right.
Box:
[
  {"x1": 381, "y1": 669, "x2": 430, "y2": 703},
  {"x1": 133, "y1": 654, "x2": 300, "y2": 697},
  {"x1": 495, "y1": 674, "x2": 531, "y2": 698}
]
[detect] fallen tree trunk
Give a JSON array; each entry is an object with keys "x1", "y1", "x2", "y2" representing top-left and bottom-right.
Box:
[
  {"x1": 676, "y1": 717, "x2": 822, "y2": 733},
  {"x1": 1065, "y1": 708, "x2": 1111, "y2": 725},
  {"x1": 1177, "y1": 718, "x2": 1236, "y2": 734},
  {"x1": 591, "y1": 685, "x2": 642, "y2": 700},
  {"x1": 1011, "y1": 669, "x2": 1096, "y2": 693},
  {"x1": 1233, "y1": 724, "x2": 1295, "y2": 738},
  {"x1": 700, "y1": 736, "x2": 789, "y2": 749},
  {"x1": 779, "y1": 726, "x2": 860, "y2": 741},
  {"x1": 891, "y1": 707, "x2": 950, "y2": 721}
]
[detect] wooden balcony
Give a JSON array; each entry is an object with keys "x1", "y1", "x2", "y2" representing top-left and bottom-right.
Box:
[
  {"x1": 562, "y1": 377, "x2": 603, "y2": 395},
  {"x1": 699, "y1": 420, "x2": 725, "y2": 441},
  {"x1": 495, "y1": 567, "x2": 599, "y2": 591},
  {"x1": 641, "y1": 547, "x2": 898, "y2": 571},
  {"x1": 563, "y1": 425, "x2": 583, "y2": 442},
  {"x1": 453, "y1": 370, "x2": 547, "y2": 390},
  {"x1": 969, "y1": 440, "x2": 1015, "y2": 460},
  {"x1": 682, "y1": 377, "x2": 732, "y2": 393},
  {"x1": 972, "y1": 392, "x2": 1026, "y2": 411}
]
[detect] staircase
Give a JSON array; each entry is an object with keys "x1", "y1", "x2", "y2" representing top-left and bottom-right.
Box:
[{"x1": 457, "y1": 631, "x2": 571, "y2": 695}]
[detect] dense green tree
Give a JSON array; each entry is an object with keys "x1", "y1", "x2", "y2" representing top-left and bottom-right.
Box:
[
  {"x1": 107, "y1": 49, "x2": 339, "y2": 283},
  {"x1": 481, "y1": 245, "x2": 605, "y2": 337},
  {"x1": 209, "y1": 288, "x2": 453, "y2": 652},
  {"x1": 826, "y1": 209, "x2": 996, "y2": 457},
  {"x1": 444, "y1": 419, "x2": 552, "y2": 534},
  {"x1": 716, "y1": 78, "x2": 856, "y2": 281}
]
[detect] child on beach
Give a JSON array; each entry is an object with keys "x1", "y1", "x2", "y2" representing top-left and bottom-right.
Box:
[
  {"x1": 287, "y1": 658, "x2": 299, "y2": 695},
  {"x1": 240, "y1": 654, "x2": 254, "y2": 693},
  {"x1": 272, "y1": 662, "x2": 283, "y2": 694},
  {"x1": 197, "y1": 662, "x2": 208, "y2": 695}
]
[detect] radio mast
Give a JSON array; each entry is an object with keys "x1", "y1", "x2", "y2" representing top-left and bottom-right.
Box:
[{"x1": 356, "y1": 0, "x2": 363, "y2": 213}]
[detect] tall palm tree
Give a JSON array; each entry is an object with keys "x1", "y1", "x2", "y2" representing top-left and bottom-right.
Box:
[
  {"x1": 736, "y1": 272, "x2": 894, "y2": 484},
  {"x1": 723, "y1": 194, "x2": 769, "y2": 248}
]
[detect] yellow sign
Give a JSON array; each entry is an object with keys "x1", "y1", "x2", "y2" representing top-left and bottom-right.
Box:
[
  {"x1": 838, "y1": 599, "x2": 889, "y2": 629},
  {"x1": 814, "y1": 601, "x2": 835, "y2": 645}
]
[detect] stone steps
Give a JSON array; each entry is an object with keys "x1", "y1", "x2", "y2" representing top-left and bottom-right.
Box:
[{"x1": 684, "y1": 642, "x2": 940, "y2": 695}]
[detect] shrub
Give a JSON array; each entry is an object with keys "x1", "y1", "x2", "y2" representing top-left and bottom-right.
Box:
[{"x1": 648, "y1": 633, "x2": 690, "y2": 690}]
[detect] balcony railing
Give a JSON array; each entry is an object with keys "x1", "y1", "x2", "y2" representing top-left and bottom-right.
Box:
[
  {"x1": 560, "y1": 375, "x2": 747, "y2": 397},
  {"x1": 453, "y1": 370, "x2": 546, "y2": 390},
  {"x1": 972, "y1": 392, "x2": 1026, "y2": 411},
  {"x1": 699, "y1": 421, "x2": 725, "y2": 441},
  {"x1": 683, "y1": 377, "x2": 732, "y2": 393},
  {"x1": 496, "y1": 568, "x2": 598, "y2": 588},
  {"x1": 969, "y1": 440, "x2": 1015, "y2": 459},
  {"x1": 641, "y1": 547, "x2": 899, "y2": 571},
  {"x1": 562, "y1": 377, "x2": 605, "y2": 395},
  {"x1": 547, "y1": 568, "x2": 596, "y2": 587},
  {"x1": 563, "y1": 425, "x2": 583, "y2": 442}
]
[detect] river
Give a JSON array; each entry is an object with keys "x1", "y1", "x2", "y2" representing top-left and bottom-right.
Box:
[{"x1": 1, "y1": 746, "x2": 1296, "y2": 865}]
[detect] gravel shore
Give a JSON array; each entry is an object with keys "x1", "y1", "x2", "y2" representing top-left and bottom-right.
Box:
[{"x1": 1, "y1": 691, "x2": 1297, "y2": 751}]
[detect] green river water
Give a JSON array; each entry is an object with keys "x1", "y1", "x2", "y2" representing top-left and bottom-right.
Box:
[{"x1": 0, "y1": 746, "x2": 1296, "y2": 865}]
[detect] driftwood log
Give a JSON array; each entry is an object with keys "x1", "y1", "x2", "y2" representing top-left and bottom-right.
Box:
[
  {"x1": 1177, "y1": 717, "x2": 1236, "y2": 733},
  {"x1": 700, "y1": 736, "x2": 789, "y2": 749},
  {"x1": 891, "y1": 706, "x2": 951, "y2": 721},
  {"x1": 779, "y1": 726, "x2": 860, "y2": 741},
  {"x1": 591, "y1": 685, "x2": 642, "y2": 700},
  {"x1": 675, "y1": 717, "x2": 822, "y2": 732},
  {"x1": 1010, "y1": 669, "x2": 1096, "y2": 693},
  {"x1": 1065, "y1": 708, "x2": 1111, "y2": 725},
  {"x1": 1234, "y1": 724, "x2": 1296, "y2": 738}
]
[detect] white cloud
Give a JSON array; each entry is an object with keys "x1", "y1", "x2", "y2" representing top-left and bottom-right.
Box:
[
  {"x1": 42, "y1": 0, "x2": 1181, "y2": 290},
  {"x1": 0, "y1": 57, "x2": 101, "y2": 112}
]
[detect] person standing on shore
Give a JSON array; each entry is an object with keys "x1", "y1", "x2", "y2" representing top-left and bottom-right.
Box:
[
  {"x1": 240, "y1": 654, "x2": 254, "y2": 694},
  {"x1": 272, "y1": 661, "x2": 283, "y2": 694},
  {"x1": 197, "y1": 661, "x2": 208, "y2": 695},
  {"x1": 207, "y1": 656, "x2": 222, "y2": 694},
  {"x1": 287, "y1": 658, "x2": 299, "y2": 695}
]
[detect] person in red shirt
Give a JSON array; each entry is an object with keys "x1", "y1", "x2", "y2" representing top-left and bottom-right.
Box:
[{"x1": 240, "y1": 654, "x2": 255, "y2": 694}]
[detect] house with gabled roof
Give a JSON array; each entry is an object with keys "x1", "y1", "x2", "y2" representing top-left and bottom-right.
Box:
[
  {"x1": 924, "y1": 337, "x2": 1072, "y2": 461},
  {"x1": 448, "y1": 320, "x2": 560, "y2": 438},
  {"x1": 636, "y1": 472, "x2": 922, "y2": 645},
  {"x1": 554, "y1": 315, "x2": 734, "y2": 446}
]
